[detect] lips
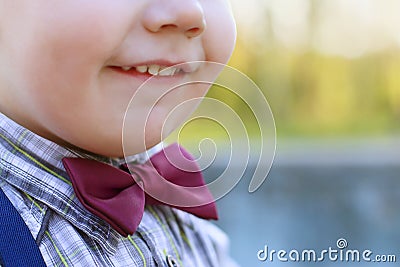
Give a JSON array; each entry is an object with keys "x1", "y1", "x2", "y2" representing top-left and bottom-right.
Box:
[{"x1": 109, "y1": 61, "x2": 203, "y2": 78}]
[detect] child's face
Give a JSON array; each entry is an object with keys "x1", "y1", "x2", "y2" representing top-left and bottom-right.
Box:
[{"x1": 0, "y1": 1, "x2": 236, "y2": 157}]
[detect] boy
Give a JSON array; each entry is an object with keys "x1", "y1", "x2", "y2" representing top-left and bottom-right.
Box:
[{"x1": 0, "y1": 1, "x2": 237, "y2": 266}]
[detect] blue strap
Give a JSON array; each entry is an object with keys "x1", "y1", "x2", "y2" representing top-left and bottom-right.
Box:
[{"x1": 0, "y1": 188, "x2": 46, "y2": 267}]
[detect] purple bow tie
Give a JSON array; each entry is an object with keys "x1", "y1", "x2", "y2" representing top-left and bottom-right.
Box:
[{"x1": 62, "y1": 143, "x2": 218, "y2": 237}]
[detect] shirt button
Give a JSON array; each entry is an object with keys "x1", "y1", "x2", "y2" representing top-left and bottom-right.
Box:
[{"x1": 166, "y1": 255, "x2": 180, "y2": 267}]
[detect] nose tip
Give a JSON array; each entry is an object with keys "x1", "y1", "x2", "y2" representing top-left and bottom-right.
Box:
[{"x1": 143, "y1": 1, "x2": 206, "y2": 38}]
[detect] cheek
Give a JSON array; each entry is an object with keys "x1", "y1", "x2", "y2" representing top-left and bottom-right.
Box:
[
  {"x1": 21, "y1": 5, "x2": 131, "y2": 118},
  {"x1": 9, "y1": 6, "x2": 132, "y2": 153},
  {"x1": 203, "y1": 4, "x2": 237, "y2": 64}
]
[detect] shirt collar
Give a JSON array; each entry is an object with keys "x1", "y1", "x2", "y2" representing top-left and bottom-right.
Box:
[{"x1": 0, "y1": 113, "x2": 153, "y2": 254}]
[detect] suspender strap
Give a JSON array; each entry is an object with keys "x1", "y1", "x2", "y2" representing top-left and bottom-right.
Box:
[{"x1": 0, "y1": 188, "x2": 46, "y2": 267}]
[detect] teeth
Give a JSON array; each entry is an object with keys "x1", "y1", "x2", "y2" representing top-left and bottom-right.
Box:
[
  {"x1": 159, "y1": 67, "x2": 177, "y2": 76},
  {"x1": 121, "y1": 66, "x2": 132, "y2": 71},
  {"x1": 136, "y1": 65, "x2": 148, "y2": 73},
  {"x1": 121, "y1": 64, "x2": 181, "y2": 76},
  {"x1": 148, "y1": 65, "x2": 161, "y2": 75}
]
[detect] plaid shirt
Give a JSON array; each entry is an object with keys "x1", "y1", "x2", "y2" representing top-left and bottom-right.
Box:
[{"x1": 0, "y1": 113, "x2": 237, "y2": 267}]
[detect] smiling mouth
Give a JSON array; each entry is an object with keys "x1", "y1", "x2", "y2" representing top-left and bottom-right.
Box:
[
  {"x1": 111, "y1": 62, "x2": 201, "y2": 77},
  {"x1": 110, "y1": 62, "x2": 203, "y2": 78},
  {"x1": 120, "y1": 64, "x2": 182, "y2": 76}
]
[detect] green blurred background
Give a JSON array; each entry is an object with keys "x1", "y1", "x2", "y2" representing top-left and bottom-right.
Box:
[{"x1": 204, "y1": 0, "x2": 400, "y2": 139}]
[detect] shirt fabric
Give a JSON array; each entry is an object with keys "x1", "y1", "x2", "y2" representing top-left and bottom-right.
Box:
[{"x1": 0, "y1": 113, "x2": 237, "y2": 267}]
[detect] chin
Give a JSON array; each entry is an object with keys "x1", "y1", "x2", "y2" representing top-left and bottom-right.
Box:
[{"x1": 80, "y1": 142, "x2": 125, "y2": 158}]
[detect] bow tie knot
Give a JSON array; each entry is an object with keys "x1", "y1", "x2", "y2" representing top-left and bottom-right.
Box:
[{"x1": 62, "y1": 143, "x2": 217, "y2": 237}]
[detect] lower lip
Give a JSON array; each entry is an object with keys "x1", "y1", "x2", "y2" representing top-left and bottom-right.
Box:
[{"x1": 108, "y1": 66, "x2": 185, "y2": 82}]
